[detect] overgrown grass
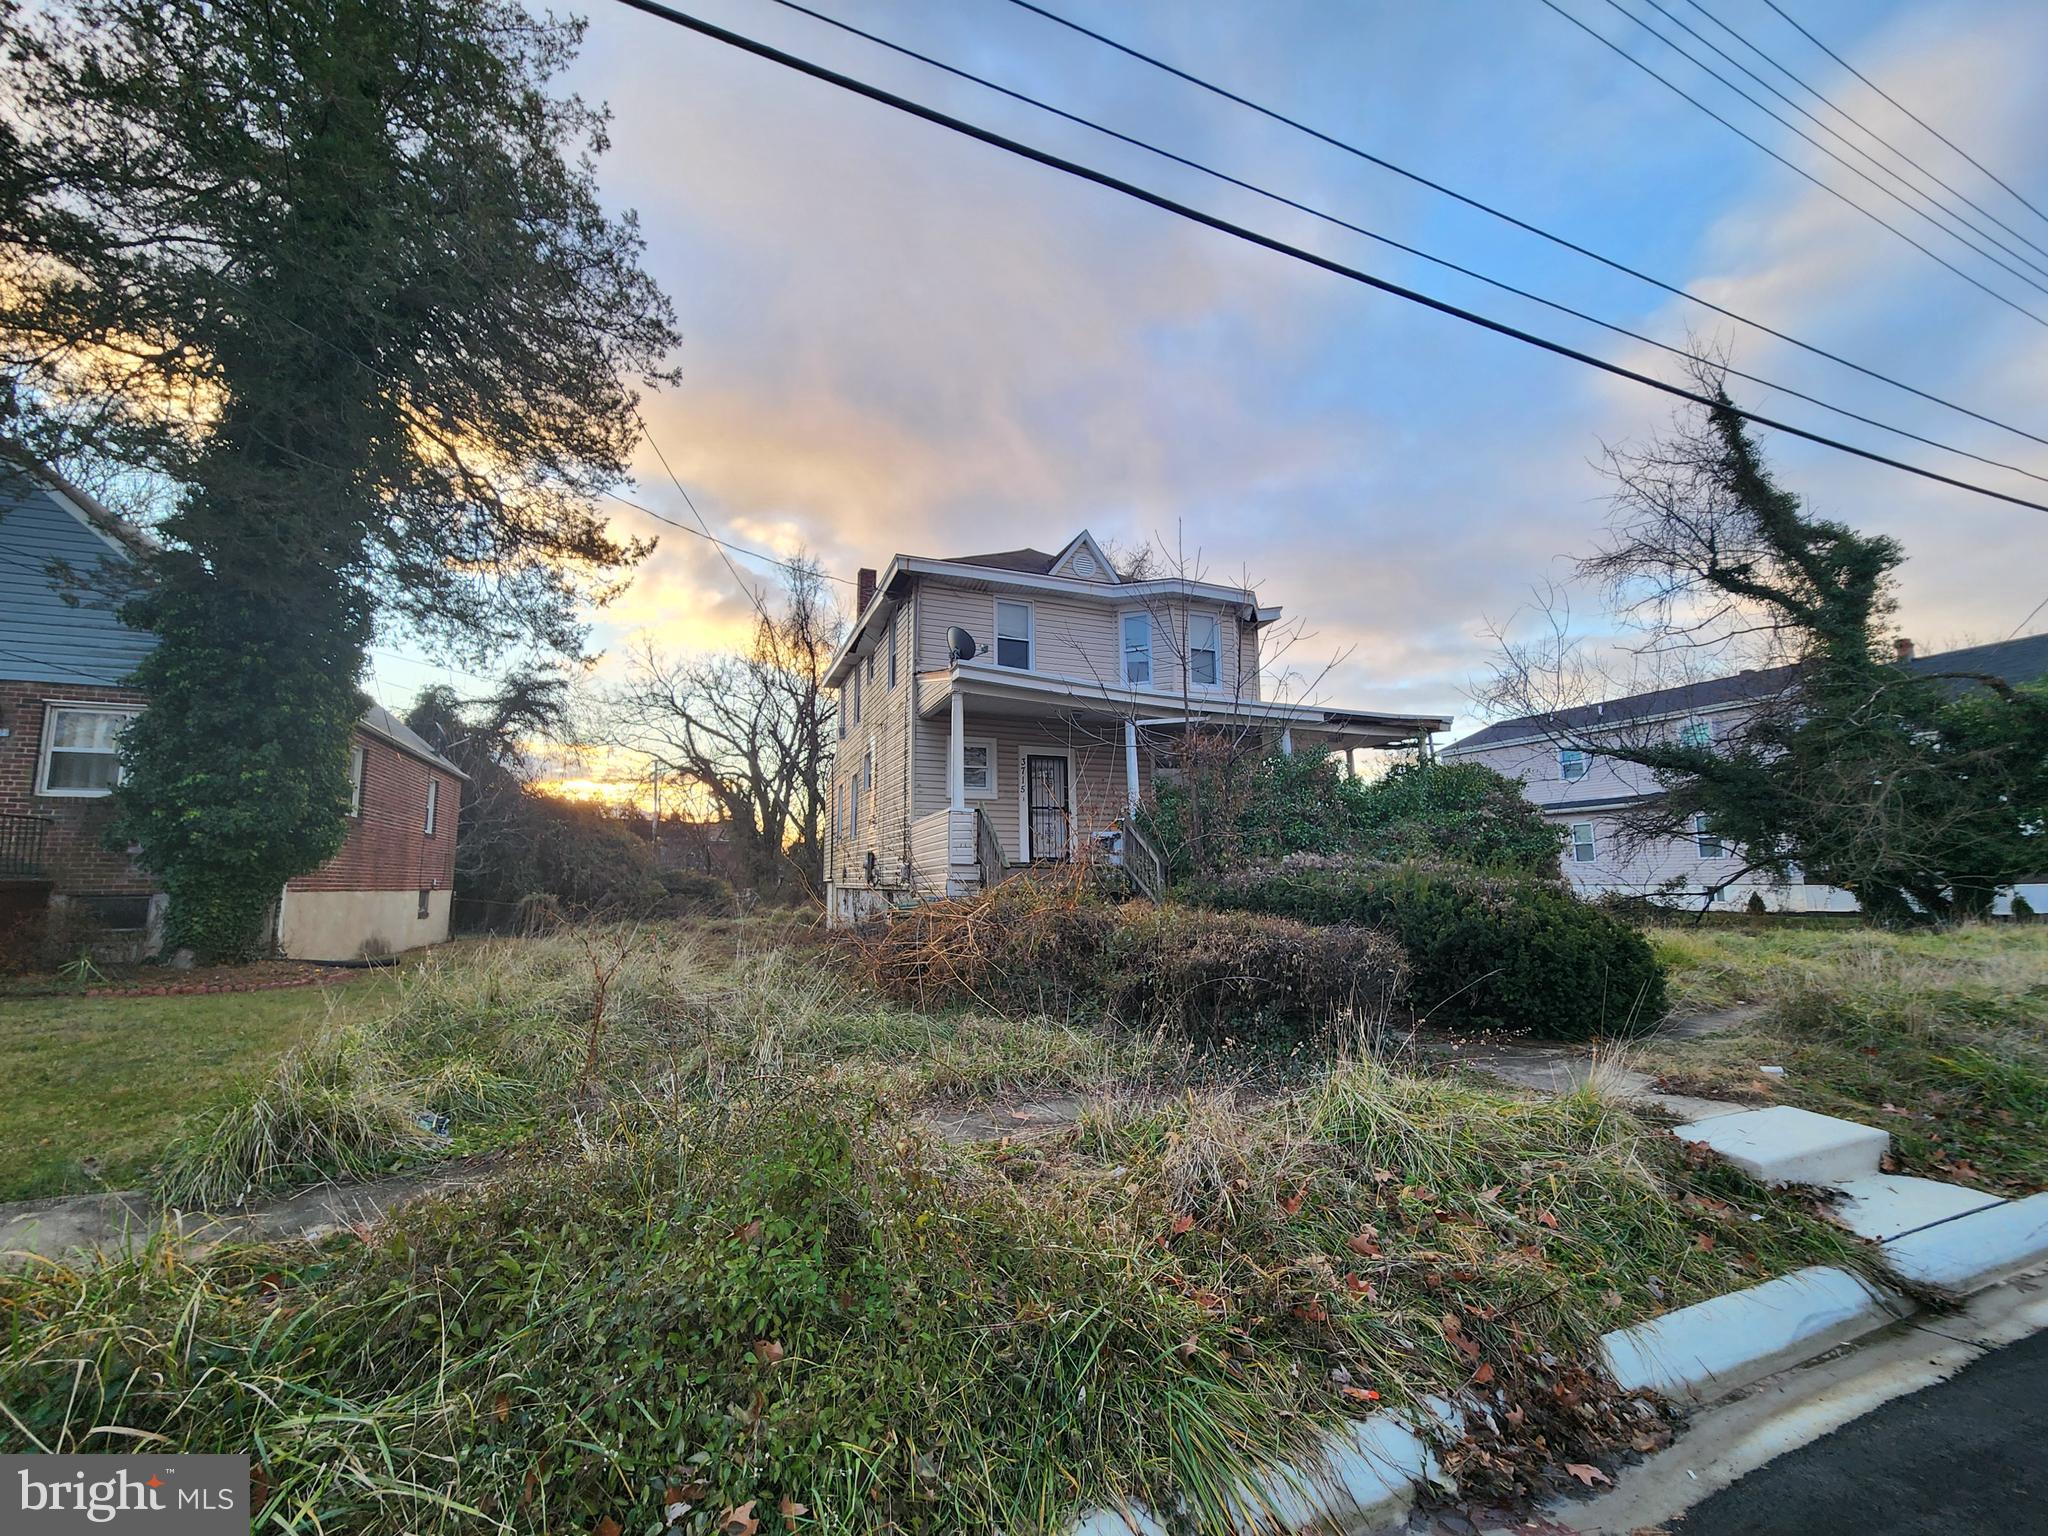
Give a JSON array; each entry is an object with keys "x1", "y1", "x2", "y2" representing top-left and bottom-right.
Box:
[
  {"x1": 0, "y1": 1062, "x2": 1869, "y2": 1533},
  {"x1": 1647, "y1": 923, "x2": 2048, "y2": 1192},
  {"x1": 152, "y1": 930, "x2": 1165, "y2": 1209},
  {"x1": 0, "y1": 977, "x2": 398, "y2": 1202}
]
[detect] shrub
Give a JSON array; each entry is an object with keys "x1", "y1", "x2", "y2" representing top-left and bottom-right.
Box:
[
  {"x1": 1146, "y1": 743, "x2": 1561, "y2": 881},
  {"x1": 845, "y1": 880, "x2": 1405, "y2": 1039},
  {"x1": 1197, "y1": 856, "x2": 1666, "y2": 1039}
]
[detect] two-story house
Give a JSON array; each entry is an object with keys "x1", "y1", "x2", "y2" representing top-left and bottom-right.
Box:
[
  {"x1": 0, "y1": 461, "x2": 467, "y2": 961},
  {"x1": 821, "y1": 530, "x2": 1451, "y2": 923},
  {"x1": 1443, "y1": 633, "x2": 2048, "y2": 913}
]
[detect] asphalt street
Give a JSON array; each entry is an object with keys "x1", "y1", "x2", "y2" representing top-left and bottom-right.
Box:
[{"x1": 1672, "y1": 1325, "x2": 2048, "y2": 1535}]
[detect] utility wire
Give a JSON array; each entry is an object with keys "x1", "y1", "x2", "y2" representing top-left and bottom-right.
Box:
[
  {"x1": 1539, "y1": 0, "x2": 2048, "y2": 326},
  {"x1": 757, "y1": 0, "x2": 2048, "y2": 487},
  {"x1": 601, "y1": 484, "x2": 856, "y2": 584},
  {"x1": 1679, "y1": 0, "x2": 2048, "y2": 269},
  {"x1": 1627, "y1": 0, "x2": 2048, "y2": 277},
  {"x1": 1757, "y1": 0, "x2": 2048, "y2": 233},
  {"x1": 992, "y1": 0, "x2": 2048, "y2": 452},
  {"x1": 606, "y1": 0, "x2": 2048, "y2": 515}
]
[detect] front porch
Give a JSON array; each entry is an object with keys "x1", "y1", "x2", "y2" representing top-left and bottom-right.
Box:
[{"x1": 904, "y1": 661, "x2": 1446, "y2": 904}]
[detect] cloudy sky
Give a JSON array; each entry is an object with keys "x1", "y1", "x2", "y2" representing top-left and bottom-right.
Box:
[{"x1": 368, "y1": 0, "x2": 2048, "y2": 771}]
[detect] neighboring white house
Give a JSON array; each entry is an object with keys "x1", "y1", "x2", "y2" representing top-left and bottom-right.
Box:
[
  {"x1": 1443, "y1": 634, "x2": 2048, "y2": 914},
  {"x1": 821, "y1": 529, "x2": 1452, "y2": 924}
]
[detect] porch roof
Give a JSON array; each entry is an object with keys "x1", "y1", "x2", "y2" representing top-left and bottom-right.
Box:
[{"x1": 916, "y1": 660, "x2": 1451, "y2": 747}]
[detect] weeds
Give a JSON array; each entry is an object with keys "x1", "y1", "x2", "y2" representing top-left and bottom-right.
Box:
[{"x1": 1648, "y1": 924, "x2": 2048, "y2": 1191}]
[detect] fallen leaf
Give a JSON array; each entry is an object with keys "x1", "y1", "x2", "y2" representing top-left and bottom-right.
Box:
[
  {"x1": 1476, "y1": 1184, "x2": 1504, "y2": 1204},
  {"x1": 778, "y1": 1495, "x2": 809, "y2": 1521},
  {"x1": 493, "y1": 1391, "x2": 511, "y2": 1424},
  {"x1": 1339, "y1": 1384, "x2": 1381, "y2": 1403},
  {"x1": 1175, "y1": 1334, "x2": 1200, "y2": 1361},
  {"x1": 1346, "y1": 1229, "x2": 1382, "y2": 1258},
  {"x1": 1471, "y1": 1362, "x2": 1495, "y2": 1385},
  {"x1": 1279, "y1": 1180, "x2": 1309, "y2": 1216},
  {"x1": 1693, "y1": 1232, "x2": 1716, "y2": 1252},
  {"x1": 720, "y1": 1501, "x2": 760, "y2": 1535},
  {"x1": 595, "y1": 1519, "x2": 623, "y2": 1536},
  {"x1": 1564, "y1": 1463, "x2": 1610, "y2": 1488},
  {"x1": 731, "y1": 1219, "x2": 764, "y2": 1245},
  {"x1": 1372, "y1": 1168, "x2": 1398, "y2": 1185},
  {"x1": 1292, "y1": 1300, "x2": 1329, "y2": 1323},
  {"x1": 752, "y1": 1340, "x2": 785, "y2": 1367},
  {"x1": 1169, "y1": 1213, "x2": 1195, "y2": 1237},
  {"x1": 1535, "y1": 1209, "x2": 1559, "y2": 1230}
]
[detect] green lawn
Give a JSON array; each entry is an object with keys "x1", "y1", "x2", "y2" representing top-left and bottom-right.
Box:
[
  {"x1": 1645, "y1": 922, "x2": 2048, "y2": 1193},
  {"x1": 0, "y1": 976, "x2": 396, "y2": 1202}
]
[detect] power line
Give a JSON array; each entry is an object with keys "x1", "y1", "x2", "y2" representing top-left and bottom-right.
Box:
[
  {"x1": 1538, "y1": 0, "x2": 2048, "y2": 326},
  {"x1": 993, "y1": 0, "x2": 2048, "y2": 454},
  {"x1": 607, "y1": 0, "x2": 2048, "y2": 515},
  {"x1": 756, "y1": 0, "x2": 2048, "y2": 487},
  {"x1": 1631, "y1": 0, "x2": 2048, "y2": 277},
  {"x1": 1756, "y1": 0, "x2": 2048, "y2": 233},
  {"x1": 1678, "y1": 0, "x2": 2048, "y2": 270},
  {"x1": 600, "y1": 484, "x2": 856, "y2": 584}
]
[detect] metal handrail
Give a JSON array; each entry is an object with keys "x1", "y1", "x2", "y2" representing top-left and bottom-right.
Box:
[{"x1": 0, "y1": 812, "x2": 52, "y2": 880}]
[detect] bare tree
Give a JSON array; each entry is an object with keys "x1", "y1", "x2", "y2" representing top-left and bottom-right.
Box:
[{"x1": 603, "y1": 559, "x2": 842, "y2": 893}]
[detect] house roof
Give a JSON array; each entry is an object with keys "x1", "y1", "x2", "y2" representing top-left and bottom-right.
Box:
[
  {"x1": 359, "y1": 701, "x2": 469, "y2": 781},
  {"x1": 1447, "y1": 633, "x2": 2048, "y2": 755},
  {"x1": 946, "y1": 546, "x2": 1061, "y2": 575}
]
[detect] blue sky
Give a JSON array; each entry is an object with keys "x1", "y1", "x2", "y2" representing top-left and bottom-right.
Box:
[{"x1": 367, "y1": 0, "x2": 2048, "y2": 757}]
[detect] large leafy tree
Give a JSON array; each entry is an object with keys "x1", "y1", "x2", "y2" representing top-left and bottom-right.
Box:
[
  {"x1": 1506, "y1": 372, "x2": 2048, "y2": 921},
  {"x1": 0, "y1": 0, "x2": 678, "y2": 956}
]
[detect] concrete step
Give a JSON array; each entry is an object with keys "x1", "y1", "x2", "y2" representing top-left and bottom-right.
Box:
[
  {"x1": 1829, "y1": 1174, "x2": 2006, "y2": 1243},
  {"x1": 1882, "y1": 1192, "x2": 2048, "y2": 1296},
  {"x1": 1673, "y1": 1105, "x2": 1889, "y2": 1186}
]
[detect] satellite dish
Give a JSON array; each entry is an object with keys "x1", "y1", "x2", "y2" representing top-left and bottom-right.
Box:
[{"x1": 947, "y1": 626, "x2": 977, "y2": 662}]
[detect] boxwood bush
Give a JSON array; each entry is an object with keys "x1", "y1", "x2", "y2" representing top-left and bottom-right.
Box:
[
  {"x1": 1197, "y1": 856, "x2": 1666, "y2": 1039},
  {"x1": 847, "y1": 881, "x2": 1407, "y2": 1040}
]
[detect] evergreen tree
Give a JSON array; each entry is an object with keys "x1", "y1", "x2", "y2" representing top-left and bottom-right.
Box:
[{"x1": 1, "y1": 0, "x2": 678, "y2": 956}]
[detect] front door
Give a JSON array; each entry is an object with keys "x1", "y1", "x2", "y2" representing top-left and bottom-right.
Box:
[{"x1": 1025, "y1": 753, "x2": 1071, "y2": 862}]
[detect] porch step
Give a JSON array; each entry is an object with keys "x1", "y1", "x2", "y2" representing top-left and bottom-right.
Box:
[
  {"x1": 1829, "y1": 1174, "x2": 2005, "y2": 1243},
  {"x1": 1673, "y1": 1105, "x2": 1889, "y2": 1186}
]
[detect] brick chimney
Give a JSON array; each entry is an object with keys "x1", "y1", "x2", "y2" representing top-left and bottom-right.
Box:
[
  {"x1": 1894, "y1": 636, "x2": 1915, "y2": 662},
  {"x1": 856, "y1": 566, "x2": 877, "y2": 615}
]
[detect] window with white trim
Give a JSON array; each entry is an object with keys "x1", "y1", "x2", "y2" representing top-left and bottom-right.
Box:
[
  {"x1": 1677, "y1": 718, "x2": 1713, "y2": 749},
  {"x1": 886, "y1": 617, "x2": 897, "y2": 689},
  {"x1": 1121, "y1": 612, "x2": 1152, "y2": 685},
  {"x1": 424, "y1": 778, "x2": 439, "y2": 836},
  {"x1": 961, "y1": 736, "x2": 997, "y2": 799},
  {"x1": 1569, "y1": 821, "x2": 1597, "y2": 862},
  {"x1": 851, "y1": 668, "x2": 862, "y2": 725},
  {"x1": 1559, "y1": 748, "x2": 1589, "y2": 782},
  {"x1": 36, "y1": 705, "x2": 137, "y2": 795},
  {"x1": 1188, "y1": 613, "x2": 1221, "y2": 688},
  {"x1": 837, "y1": 684, "x2": 847, "y2": 740},
  {"x1": 348, "y1": 744, "x2": 366, "y2": 816},
  {"x1": 994, "y1": 600, "x2": 1033, "y2": 670},
  {"x1": 1693, "y1": 813, "x2": 1723, "y2": 858},
  {"x1": 848, "y1": 767, "x2": 860, "y2": 843}
]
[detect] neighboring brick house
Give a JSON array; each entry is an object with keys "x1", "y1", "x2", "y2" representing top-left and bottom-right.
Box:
[{"x1": 0, "y1": 462, "x2": 465, "y2": 961}]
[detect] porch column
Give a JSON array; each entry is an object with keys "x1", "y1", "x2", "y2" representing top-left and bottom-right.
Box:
[
  {"x1": 948, "y1": 690, "x2": 965, "y2": 812},
  {"x1": 1279, "y1": 727, "x2": 1294, "y2": 756},
  {"x1": 1123, "y1": 718, "x2": 1140, "y2": 816}
]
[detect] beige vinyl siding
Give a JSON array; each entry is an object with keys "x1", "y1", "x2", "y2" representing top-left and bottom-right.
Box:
[
  {"x1": 911, "y1": 710, "x2": 1149, "y2": 864},
  {"x1": 828, "y1": 603, "x2": 915, "y2": 888},
  {"x1": 913, "y1": 576, "x2": 1259, "y2": 700}
]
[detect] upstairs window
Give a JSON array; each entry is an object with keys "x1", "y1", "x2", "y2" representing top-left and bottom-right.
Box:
[
  {"x1": 1189, "y1": 613, "x2": 1221, "y2": 688},
  {"x1": 995, "y1": 600, "x2": 1033, "y2": 670},
  {"x1": 1569, "y1": 821, "x2": 1597, "y2": 862},
  {"x1": 1678, "y1": 718, "x2": 1713, "y2": 749},
  {"x1": 837, "y1": 684, "x2": 847, "y2": 740},
  {"x1": 886, "y1": 617, "x2": 898, "y2": 689},
  {"x1": 37, "y1": 705, "x2": 136, "y2": 796},
  {"x1": 851, "y1": 668, "x2": 862, "y2": 726},
  {"x1": 348, "y1": 744, "x2": 366, "y2": 816},
  {"x1": 1693, "y1": 813, "x2": 1723, "y2": 858},
  {"x1": 424, "y1": 778, "x2": 439, "y2": 837},
  {"x1": 1121, "y1": 612, "x2": 1152, "y2": 685},
  {"x1": 1559, "y1": 748, "x2": 1589, "y2": 782}
]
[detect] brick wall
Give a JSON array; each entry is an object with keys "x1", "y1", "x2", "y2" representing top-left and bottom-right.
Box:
[
  {"x1": 287, "y1": 732, "x2": 460, "y2": 895},
  {"x1": 1, "y1": 680, "x2": 459, "y2": 901},
  {"x1": 0, "y1": 679, "x2": 155, "y2": 895}
]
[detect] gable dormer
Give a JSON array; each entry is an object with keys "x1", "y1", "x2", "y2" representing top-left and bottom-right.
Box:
[{"x1": 1048, "y1": 530, "x2": 1118, "y2": 585}]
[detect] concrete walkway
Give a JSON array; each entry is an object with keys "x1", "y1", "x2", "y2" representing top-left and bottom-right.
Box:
[{"x1": 0, "y1": 1159, "x2": 494, "y2": 1264}]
